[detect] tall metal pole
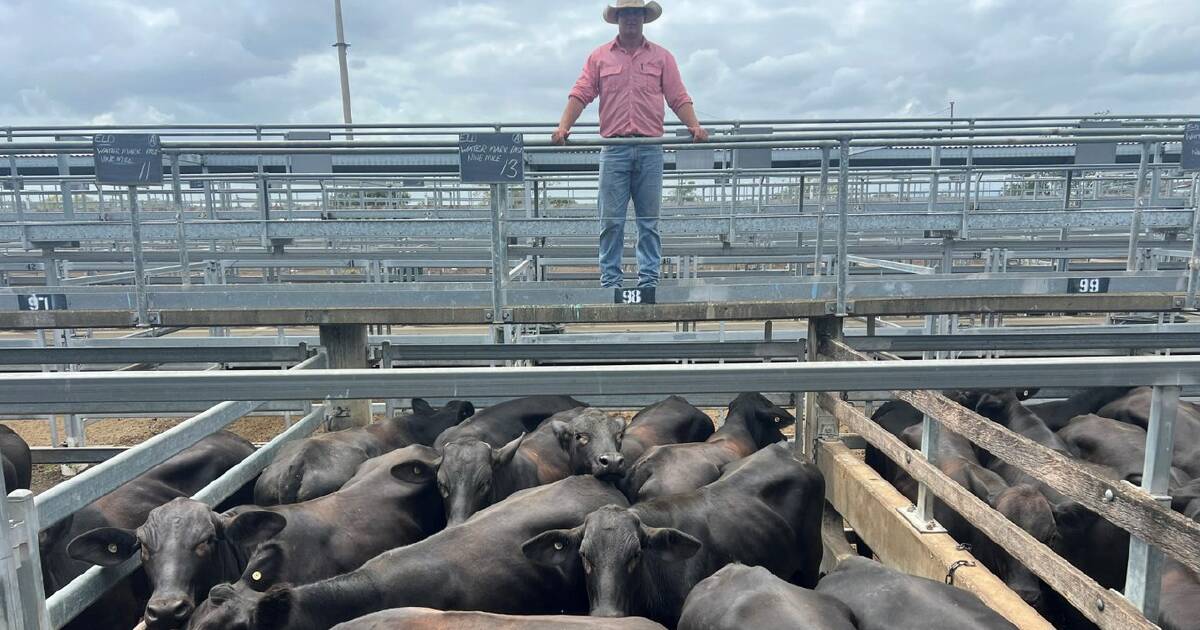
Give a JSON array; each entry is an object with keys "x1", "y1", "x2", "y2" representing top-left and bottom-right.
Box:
[{"x1": 333, "y1": 0, "x2": 355, "y2": 141}]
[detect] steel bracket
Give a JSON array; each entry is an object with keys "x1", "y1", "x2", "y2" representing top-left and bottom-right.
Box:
[{"x1": 898, "y1": 505, "x2": 948, "y2": 534}]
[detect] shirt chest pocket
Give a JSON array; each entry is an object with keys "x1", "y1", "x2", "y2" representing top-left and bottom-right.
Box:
[
  {"x1": 637, "y1": 61, "x2": 663, "y2": 91},
  {"x1": 599, "y1": 64, "x2": 624, "y2": 91}
]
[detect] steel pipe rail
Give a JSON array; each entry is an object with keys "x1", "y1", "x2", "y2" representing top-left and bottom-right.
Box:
[
  {"x1": 31, "y1": 351, "x2": 324, "y2": 530},
  {"x1": 0, "y1": 344, "x2": 308, "y2": 366},
  {"x1": 3, "y1": 356, "x2": 1200, "y2": 405}
]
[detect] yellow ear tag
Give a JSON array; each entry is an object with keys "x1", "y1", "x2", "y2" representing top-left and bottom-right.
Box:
[
  {"x1": 107, "y1": 544, "x2": 118, "y2": 554},
  {"x1": 251, "y1": 571, "x2": 263, "y2": 581}
]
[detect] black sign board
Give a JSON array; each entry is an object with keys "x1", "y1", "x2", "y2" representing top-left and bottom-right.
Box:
[
  {"x1": 1074, "y1": 121, "x2": 1118, "y2": 166},
  {"x1": 1183, "y1": 121, "x2": 1200, "y2": 172},
  {"x1": 93, "y1": 134, "x2": 162, "y2": 186},
  {"x1": 1067, "y1": 278, "x2": 1110, "y2": 294},
  {"x1": 18, "y1": 293, "x2": 68, "y2": 311},
  {"x1": 458, "y1": 133, "x2": 524, "y2": 184},
  {"x1": 615, "y1": 287, "x2": 656, "y2": 305}
]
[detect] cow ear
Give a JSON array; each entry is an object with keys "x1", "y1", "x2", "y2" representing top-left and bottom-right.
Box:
[
  {"x1": 66, "y1": 527, "x2": 139, "y2": 566},
  {"x1": 643, "y1": 526, "x2": 701, "y2": 561},
  {"x1": 521, "y1": 527, "x2": 581, "y2": 567},
  {"x1": 242, "y1": 542, "x2": 286, "y2": 592},
  {"x1": 550, "y1": 420, "x2": 572, "y2": 449},
  {"x1": 391, "y1": 459, "x2": 436, "y2": 484},
  {"x1": 256, "y1": 584, "x2": 294, "y2": 629},
  {"x1": 493, "y1": 433, "x2": 525, "y2": 467},
  {"x1": 1052, "y1": 501, "x2": 1097, "y2": 534},
  {"x1": 411, "y1": 398, "x2": 434, "y2": 416},
  {"x1": 226, "y1": 510, "x2": 287, "y2": 547}
]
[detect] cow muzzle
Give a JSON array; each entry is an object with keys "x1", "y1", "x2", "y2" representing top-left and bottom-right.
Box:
[
  {"x1": 145, "y1": 596, "x2": 194, "y2": 628},
  {"x1": 594, "y1": 453, "x2": 626, "y2": 478}
]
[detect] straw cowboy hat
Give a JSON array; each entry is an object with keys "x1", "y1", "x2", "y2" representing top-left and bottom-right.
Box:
[{"x1": 604, "y1": 0, "x2": 663, "y2": 24}]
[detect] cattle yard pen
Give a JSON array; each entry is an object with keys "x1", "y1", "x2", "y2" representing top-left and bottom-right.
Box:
[{"x1": 1, "y1": 115, "x2": 1199, "y2": 628}]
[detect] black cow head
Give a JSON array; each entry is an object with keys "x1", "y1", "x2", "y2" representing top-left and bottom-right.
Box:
[
  {"x1": 67, "y1": 498, "x2": 284, "y2": 629},
  {"x1": 522, "y1": 505, "x2": 700, "y2": 618},
  {"x1": 986, "y1": 484, "x2": 1061, "y2": 611},
  {"x1": 437, "y1": 434, "x2": 525, "y2": 526},
  {"x1": 187, "y1": 543, "x2": 290, "y2": 630},
  {"x1": 549, "y1": 408, "x2": 626, "y2": 479},
  {"x1": 727, "y1": 393, "x2": 795, "y2": 447},
  {"x1": 403, "y1": 399, "x2": 475, "y2": 445}
]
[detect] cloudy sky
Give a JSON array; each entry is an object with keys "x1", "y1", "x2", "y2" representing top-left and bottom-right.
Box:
[{"x1": 1, "y1": 0, "x2": 1198, "y2": 128}]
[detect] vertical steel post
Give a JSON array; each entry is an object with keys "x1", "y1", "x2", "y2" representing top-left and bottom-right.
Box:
[
  {"x1": 9, "y1": 490, "x2": 48, "y2": 629},
  {"x1": 802, "y1": 316, "x2": 841, "y2": 462},
  {"x1": 171, "y1": 153, "x2": 190, "y2": 287},
  {"x1": 916, "y1": 313, "x2": 943, "y2": 524},
  {"x1": 927, "y1": 145, "x2": 942, "y2": 214},
  {"x1": 381, "y1": 341, "x2": 395, "y2": 421},
  {"x1": 1057, "y1": 168, "x2": 1075, "y2": 273},
  {"x1": 1127, "y1": 142, "x2": 1152, "y2": 271},
  {"x1": 1187, "y1": 174, "x2": 1200, "y2": 310},
  {"x1": 961, "y1": 120, "x2": 975, "y2": 238},
  {"x1": 128, "y1": 186, "x2": 149, "y2": 326},
  {"x1": 1124, "y1": 384, "x2": 1180, "y2": 619},
  {"x1": 814, "y1": 145, "x2": 830, "y2": 277},
  {"x1": 1, "y1": 476, "x2": 25, "y2": 630},
  {"x1": 489, "y1": 183, "x2": 509, "y2": 345},
  {"x1": 836, "y1": 139, "x2": 850, "y2": 315},
  {"x1": 7, "y1": 129, "x2": 25, "y2": 229},
  {"x1": 56, "y1": 150, "x2": 74, "y2": 219}
]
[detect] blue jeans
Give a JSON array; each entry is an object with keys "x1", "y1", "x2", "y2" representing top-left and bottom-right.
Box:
[{"x1": 598, "y1": 145, "x2": 663, "y2": 288}]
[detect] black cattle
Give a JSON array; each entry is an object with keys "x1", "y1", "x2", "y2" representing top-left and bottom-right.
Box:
[
  {"x1": 619, "y1": 396, "x2": 714, "y2": 465},
  {"x1": 1097, "y1": 387, "x2": 1200, "y2": 478},
  {"x1": 1172, "y1": 478, "x2": 1200, "y2": 520},
  {"x1": 0, "y1": 424, "x2": 32, "y2": 491},
  {"x1": 330, "y1": 608, "x2": 668, "y2": 630},
  {"x1": 622, "y1": 392, "x2": 793, "y2": 501},
  {"x1": 892, "y1": 425, "x2": 1058, "y2": 612},
  {"x1": 1024, "y1": 387, "x2": 1132, "y2": 431},
  {"x1": 40, "y1": 431, "x2": 254, "y2": 630},
  {"x1": 438, "y1": 407, "x2": 625, "y2": 526},
  {"x1": 433, "y1": 395, "x2": 587, "y2": 450},
  {"x1": 187, "y1": 476, "x2": 628, "y2": 630},
  {"x1": 1057, "y1": 414, "x2": 1191, "y2": 491},
  {"x1": 816, "y1": 556, "x2": 1017, "y2": 630},
  {"x1": 677, "y1": 563, "x2": 857, "y2": 630},
  {"x1": 1159, "y1": 558, "x2": 1200, "y2": 630},
  {"x1": 254, "y1": 399, "x2": 473, "y2": 505},
  {"x1": 523, "y1": 443, "x2": 823, "y2": 627},
  {"x1": 973, "y1": 389, "x2": 1080, "y2": 506},
  {"x1": 68, "y1": 445, "x2": 443, "y2": 629}
]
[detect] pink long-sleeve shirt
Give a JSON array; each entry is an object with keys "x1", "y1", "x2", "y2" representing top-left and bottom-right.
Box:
[{"x1": 568, "y1": 37, "x2": 693, "y2": 139}]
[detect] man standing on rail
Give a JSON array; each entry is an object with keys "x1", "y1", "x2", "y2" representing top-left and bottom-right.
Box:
[{"x1": 551, "y1": 0, "x2": 709, "y2": 289}]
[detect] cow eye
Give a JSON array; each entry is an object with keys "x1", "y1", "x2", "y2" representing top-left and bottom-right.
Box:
[{"x1": 576, "y1": 434, "x2": 590, "y2": 445}]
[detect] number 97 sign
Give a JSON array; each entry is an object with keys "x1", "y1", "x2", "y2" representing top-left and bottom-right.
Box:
[{"x1": 1067, "y1": 278, "x2": 1110, "y2": 294}]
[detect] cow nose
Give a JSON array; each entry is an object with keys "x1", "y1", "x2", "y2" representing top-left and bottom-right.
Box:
[
  {"x1": 597, "y1": 453, "x2": 625, "y2": 472},
  {"x1": 145, "y1": 597, "x2": 193, "y2": 626}
]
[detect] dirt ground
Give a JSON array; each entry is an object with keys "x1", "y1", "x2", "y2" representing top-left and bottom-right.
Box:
[{"x1": 2, "y1": 414, "x2": 290, "y2": 493}]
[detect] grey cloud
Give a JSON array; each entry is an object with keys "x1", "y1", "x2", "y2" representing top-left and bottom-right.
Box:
[{"x1": 0, "y1": 0, "x2": 1198, "y2": 128}]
